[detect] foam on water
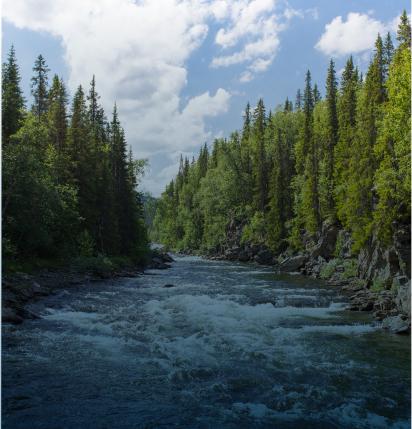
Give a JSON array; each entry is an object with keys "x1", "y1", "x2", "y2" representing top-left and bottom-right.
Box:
[{"x1": 2, "y1": 255, "x2": 410, "y2": 429}]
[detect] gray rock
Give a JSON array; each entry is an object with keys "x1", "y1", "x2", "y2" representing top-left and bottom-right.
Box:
[
  {"x1": 393, "y1": 226, "x2": 411, "y2": 278},
  {"x1": 393, "y1": 276, "x2": 411, "y2": 318},
  {"x1": 310, "y1": 221, "x2": 339, "y2": 260},
  {"x1": 279, "y1": 254, "x2": 308, "y2": 272},
  {"x1": 225, "y1": 247, "x2": 241, "y2": 260},
  {"x1": 382, "y1": 315, "x2": 410, "y2": 334},
  {"x1": 335, "y1": 230, "x2": 353, "y2": 259}
]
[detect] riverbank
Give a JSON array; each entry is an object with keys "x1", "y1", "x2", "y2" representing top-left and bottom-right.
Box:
[
  {"x1": 172, "y1": 222, "x2": 411, "y2": 334},
  {"x1": 2, "y1": 250, "x2": 174, "y2": 324}
]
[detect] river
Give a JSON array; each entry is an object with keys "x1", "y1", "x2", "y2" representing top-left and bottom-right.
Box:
[{"x1": 2, "y1": 255, "x2": 411, "y2": 428}]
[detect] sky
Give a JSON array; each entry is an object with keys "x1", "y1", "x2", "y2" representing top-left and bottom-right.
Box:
[{"x1": 2, "y1": 0, "x2": 410, "y2": 196}]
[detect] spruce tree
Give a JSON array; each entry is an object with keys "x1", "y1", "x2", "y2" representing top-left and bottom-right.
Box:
[
  {"x1": 2, "y1": 45, "x2": 25, "y2": 144},
  {"x1": 397, "y1": 10, "x2": 411, "y2": 47},
  {"x1": 374, "y1": 13, "x2": 411, "y2": 243},
  {"x1": 252, "y1": 99, "x2": 267, "y2": 212},
  {"x1": 323, "y1": 59, "x2": 338, "y2": 218},
  {"x1": 334, "y1": 56, "x2": 359, "y2": 225},
  {"x1": 31, "y1": 54, "x2": 50, "y2": 119}
]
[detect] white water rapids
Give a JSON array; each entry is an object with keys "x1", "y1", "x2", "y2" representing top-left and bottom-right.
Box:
[{"x1": 2, "y1": 255, "x2": 410, "y2": 428}]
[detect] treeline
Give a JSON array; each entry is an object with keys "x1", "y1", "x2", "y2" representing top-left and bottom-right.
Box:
[
  {"x1": 152, "y1": 13, "x2": 411, "y2": 256},
  {"x1": 2, "y1": 49, "x2": 148, "y2": 265}
]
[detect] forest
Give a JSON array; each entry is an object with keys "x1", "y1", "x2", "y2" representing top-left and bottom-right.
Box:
[
  {"x1": 2, "y1": 49, "x2": 149, "y2": 270},
  {"x1": 152, "y1": 12, "x2": 411, "y2": 266}
]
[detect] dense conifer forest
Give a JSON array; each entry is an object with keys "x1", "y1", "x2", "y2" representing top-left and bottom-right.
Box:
[
  {"x1": 2, "y1": 49, "x2": 149, "y2": 268},
  {"x1": 152, "y1": 13, "x2": 411, "y2": 261}
]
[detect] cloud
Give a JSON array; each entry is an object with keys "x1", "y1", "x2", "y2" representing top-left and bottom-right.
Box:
[
  {"x1": 210, "y1": 0, "x2": 301, "y2": 82},
  {"x1": 315, "y1": 12, "x2": 400, "y2": 57},
  {"x1": 2, "y1": 0, "x2": 297, "y2": 194}
]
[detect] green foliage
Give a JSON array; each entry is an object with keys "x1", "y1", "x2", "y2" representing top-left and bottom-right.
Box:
[
  {"x1": 320, "y1": 259, "x2": 340, "y2": 280},
  {"x1": 2, "y1": 48, "x2": 150, "y2": 267},
  {"x1": 150, "y1": 16, "x2": 410, "y2": 265},
  {"x1": 241, "y1": 211, "x2": 266, "y2": 245}
]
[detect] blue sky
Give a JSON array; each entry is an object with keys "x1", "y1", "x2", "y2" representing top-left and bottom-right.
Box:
[{"x1": 2, "y1": 0, "x2": 410, "y2": 195}]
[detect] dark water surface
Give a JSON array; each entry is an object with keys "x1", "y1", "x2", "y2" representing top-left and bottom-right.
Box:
[{"x1": 2, "y1": 256, "x2": 411, "y2": 428}]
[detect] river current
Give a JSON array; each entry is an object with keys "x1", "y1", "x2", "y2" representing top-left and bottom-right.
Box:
[{"x1": 2, "y1": 255, "x2": 411, "y2": 428}]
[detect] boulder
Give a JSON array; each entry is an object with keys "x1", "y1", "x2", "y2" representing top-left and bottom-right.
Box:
[
  {"x1": 279, "y1": 254, "x2": 308, "y2": 272},
  {"x1": 160, "y1": 253, "x2": 175, "y2": 263},
  {"x1": 149, "y1": 257, "x2": 171, "y2": 269},
  {"x1": 254, "y1": 249, "x2": 273, "y2": 265},
  {"x1": 393, "y1": 276, "x2": 411, "y2": 318},
  {"x1": 382, "y1": 315, "x2": 410, "y2": 334}
]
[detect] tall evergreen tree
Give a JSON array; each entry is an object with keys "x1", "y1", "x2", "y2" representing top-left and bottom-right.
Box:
[
  {"x1": 31, "y1": 54, "x2": 50, "y2": 119},
  {"x1": 252, "y1": 99, "x2": 267, "y2": 212},
  {"x1": 334, "y1": 56, "x2": 359, "y2": 225},
  {"x1": 322, "y1": 59, "x2": 338, "y2": 218},
  {"x1": 2, "y1": 45, "x2": 25, "y2": 145}
]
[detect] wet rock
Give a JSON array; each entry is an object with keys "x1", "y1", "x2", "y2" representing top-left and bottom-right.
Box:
[
  {"x1": 254, "y1": 249, "x2": 273, "y2": 265},
  {"x1": 382, "y1": 315, "x2": 411, "y2": 334},
  {"x1": 149, "y1": 257, "x2": 171, "y2": 269},
  {"x1": 348, "y1": 289, "x2": 376, "y2": 311},
  {"x1": 2, "y1": 307, "x2": 23, "y2": 324},
  {"x1": 161, "y1": 253, "x2": 174, "y2": 263},
  {"x1": 279, "y1": 254, "x2": 308, "y2": 272},
  {"x1": 238, "y1": 251, "x2": 250, "y2": 262}
]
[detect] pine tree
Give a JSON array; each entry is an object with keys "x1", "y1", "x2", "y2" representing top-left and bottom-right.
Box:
[
  {"x1": 323, "y1": 59, "x2": 338, "y2": 218},
  {"x1": 48, "y1": 75, "x2": 68, "y2": 157},
  {"x1": 334, "y1": 56, "x2": 359, "y2": 225},
  {"x1": 344, "y1": 35, "x2": 386, "y2": 249},
  {"x1": 374, "y1": 13, "x2": 411, "y2": 243},
  {"x1": 2, "y1": 45, "x2": 25, "y2": 145},
  {"x1": 313, "y1": 84, "x2": 321, "y2": 103},
  {"x1": 295, "y1": 89, "x2": 302, "y2": 110},
  {"x1": 252, "y1": 99, "x2": 267, "y2": 212},
  {"x1": 397, "y1": 10, "x2": 411, "y2": 47},
  {"x1": 31, "y1": 54, "x2": 50, "y2": 119},
  {"x1": 383, "y1": 32, "x2": 394, "y2": 81}
]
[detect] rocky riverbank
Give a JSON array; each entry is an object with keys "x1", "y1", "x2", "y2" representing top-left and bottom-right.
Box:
[
  {"x1": 206, "y1": 220, "x2": 411, "y2": 334},
  {"x1": 2, "y1": 250, "x2": 174, "y2": 325}
]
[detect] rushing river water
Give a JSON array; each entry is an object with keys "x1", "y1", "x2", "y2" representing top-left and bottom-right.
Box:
[{"x1": 2, "y1": 256, "x2": 411, "y2": 428}]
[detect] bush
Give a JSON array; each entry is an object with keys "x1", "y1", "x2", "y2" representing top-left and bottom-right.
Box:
[
  {"x1": 74, "y1": 255, "x2": 115, "y2": 278},
  {"x1": 320, "y1": 259, "x2": 339, "y2": 279}
]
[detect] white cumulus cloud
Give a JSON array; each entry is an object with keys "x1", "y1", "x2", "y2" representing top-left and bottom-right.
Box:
[
  {"x1": 315, "y1": 12, "x2": 401, "y2": 57},
  {"x1": 210, "y1": 0, "x2": 304, "y2": 81}
]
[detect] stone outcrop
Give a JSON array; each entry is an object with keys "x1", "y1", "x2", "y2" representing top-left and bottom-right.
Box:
[
  {"x1": 279, "y1": 254, "x2": 308, "y2": 272},
  {"x1": 309, "y1": 221, "x2": 339, "y2": 260}
]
